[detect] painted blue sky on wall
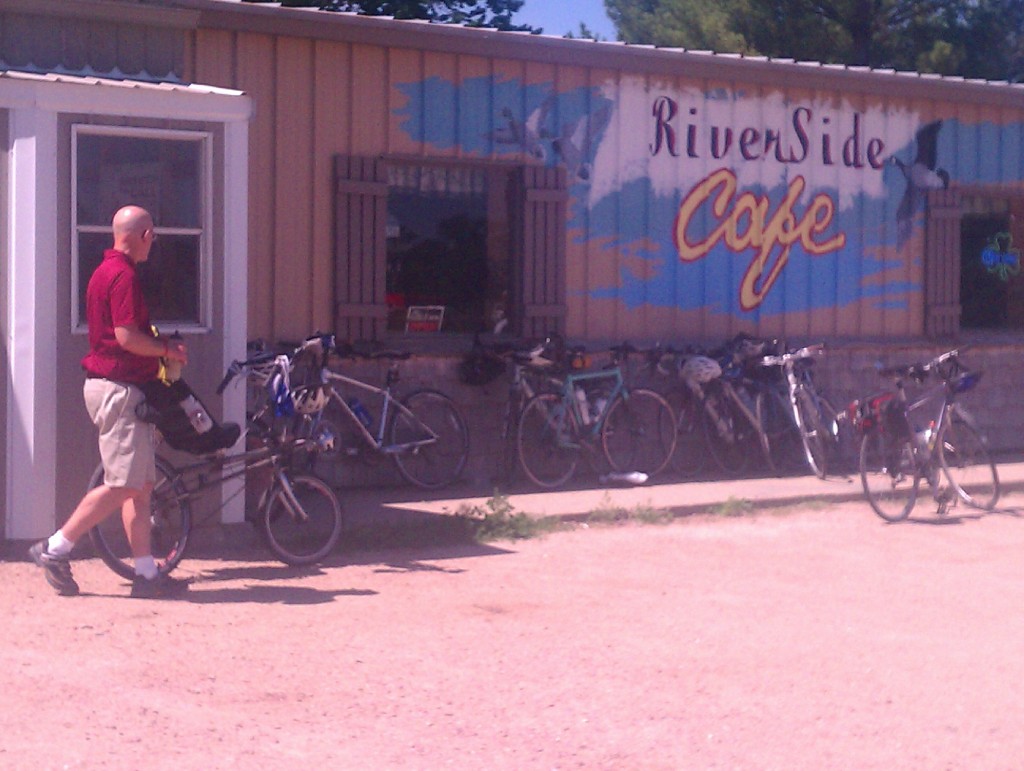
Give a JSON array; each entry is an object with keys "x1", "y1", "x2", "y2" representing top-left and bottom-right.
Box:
[{"x1": 396, "y1": 75, "x2": 1023, "y2": 322}]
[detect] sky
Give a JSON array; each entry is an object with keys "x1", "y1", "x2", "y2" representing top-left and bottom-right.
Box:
[{"x1": 513, "y1": 0, "x2": 617, "y2": 40}]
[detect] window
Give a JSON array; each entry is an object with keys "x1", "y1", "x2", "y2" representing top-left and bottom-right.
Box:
[
  {"x1": 333, "y1": 156, "x2": 566, "y2": 341},
  {"x1": 73, "y1": 126, "x2": 210, "y2": 330},
  {"x1": 385, "y1": 163, "x2": 508, "y2": 334},
  {"x1": 961, "y1": 213, "x2": 1013, "y2": 327}
]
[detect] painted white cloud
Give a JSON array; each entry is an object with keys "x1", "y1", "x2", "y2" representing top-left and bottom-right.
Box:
[{"x1": 589, "y1": 75, "x2": 923, "y2": 211}]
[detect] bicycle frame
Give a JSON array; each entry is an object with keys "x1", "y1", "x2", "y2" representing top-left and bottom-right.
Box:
[
  {"x1": 551, "y1": 368, "x2": 627, "y2": 447},
  {"x1": 321, "y1": 368, "x2": 439, "y2": 453},
  {"x1": 157, "y1": 433, "x2": 312, "y2": 515}
]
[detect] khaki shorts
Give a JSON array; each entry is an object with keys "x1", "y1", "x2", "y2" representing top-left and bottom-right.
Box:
[{"x1": 83, "y1": 378, "x2": 157, "y2": 489}]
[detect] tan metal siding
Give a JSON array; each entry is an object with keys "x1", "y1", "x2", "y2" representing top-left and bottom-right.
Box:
[
  {"x1": 312, "y1": 39, "x2": 352, "y2": 335},
  {"x1": 228, "y1": 31, "x2": 276, "y2": 341},
  {"x1": 273, "y1": 35, "x2": 316, "y2": 342},
  {"x1": 352, "y1": 44, "x2": 388, "y2": 155}
]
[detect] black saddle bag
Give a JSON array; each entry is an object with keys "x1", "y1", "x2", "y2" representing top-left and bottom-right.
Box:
[{"x1": 136, "y1": 378, "x2": 241, "y2": 455}]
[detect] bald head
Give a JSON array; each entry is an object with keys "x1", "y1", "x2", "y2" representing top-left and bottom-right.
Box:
[{"x1": 111, "y1": 205, "x2": 155, "y2": 263}]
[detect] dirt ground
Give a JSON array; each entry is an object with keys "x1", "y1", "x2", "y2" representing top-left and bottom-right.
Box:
[{"x1": 4, "y1": 492, "x2": 1024, "y2": 770}]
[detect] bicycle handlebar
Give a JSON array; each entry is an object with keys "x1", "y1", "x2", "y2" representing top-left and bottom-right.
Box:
[
  {"x1": 215, "y1": 351, "x2": 279, "y2": 395},
  {"x1": 876, "y1": 348, "x2": 962, "y2": 382},
  {"x1": 758, "y1": 343, "x2": 825, "y2": 368}
]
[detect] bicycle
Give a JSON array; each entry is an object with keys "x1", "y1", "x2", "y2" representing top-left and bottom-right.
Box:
[
  {"x1": 88, "y1": 339, "x2": 345, "y2": 578},
  {"x1": 515, "y1": 345, "x2": 677, "y2": 488},
  {"x1": 675, "y1": 335, "x2": 777, "y2": 477},
  {"x1": 646, "y1": 344, "x2": 709, "y2": 479},
  {"x1": 849, "y1": 349, "x2": 1000, "y2": 522},
  {"x1": 757, "y1": 343, "x2": 847, "y2": 479},
  {"x1": 459, "y1": 334, "x2": 565, "y2": 485},
  {"x1": 307, "y1": 339, "x2": 470, "y2": 490}
]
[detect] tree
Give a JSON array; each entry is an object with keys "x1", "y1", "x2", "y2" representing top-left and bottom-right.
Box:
[
  {"x1": 605, "y1": 0, "x2": 1024, "y2": 80},
  {"x1": 257, "y1": 0, "x2": 536, "y2": 30}
]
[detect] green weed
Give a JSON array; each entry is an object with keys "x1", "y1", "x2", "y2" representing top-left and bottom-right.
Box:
[
  {"x1": 584, "y1": 493, "x2": 673, "y2": 525},
  {"x1": 712, "y1": 496, "x2": 755, "y2": 517},
  {"x1": 458, "y1": 491, "x2": 561, "y2": 542}
]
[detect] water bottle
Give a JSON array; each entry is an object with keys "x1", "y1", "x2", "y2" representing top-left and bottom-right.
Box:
[
  {"x1": 163, "y1": 331, "x2": 183, "y2": 382},
  {"x1": 914, "y1": 423, "x2": 934, "y2": 453},
  {"x1": 575, "y1": 387, "x2": 591, "y2": 425},
  {"x1": 600, "y1": 471, "x2": 649, "y2": 486},
  {"x1": 181, "y1": 395, "x2": 213, "y2": 434},
  {"x1": 348, "y1": 397, "x2": 372, "y2": 429},
  {"x1": 592, "y1": 397, "x2": 608, "y2": 421}
]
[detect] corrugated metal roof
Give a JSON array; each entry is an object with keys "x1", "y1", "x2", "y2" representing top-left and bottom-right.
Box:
[
  {"x1": 0, "y1": 67, "x2": 245, "y2": 97},
  {"x1": 187, "y1": 0, "x2": 1023, "y2": 92}
]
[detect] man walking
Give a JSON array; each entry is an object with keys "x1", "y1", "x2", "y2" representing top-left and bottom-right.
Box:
[{"x1": 30, "y1": 205, "x2": 190, "y2": 599}]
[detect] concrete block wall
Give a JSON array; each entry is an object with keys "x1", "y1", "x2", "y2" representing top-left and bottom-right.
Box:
[
  {"x1": 812, "y1": 341, "x2": 1024, "y2": 456},
  {"x1": 313, "y1": 339, "x2": 1024, "y2": 491}
]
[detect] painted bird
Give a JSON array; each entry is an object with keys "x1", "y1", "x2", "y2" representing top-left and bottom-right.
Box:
[{"x1": 890, "y1": 120, "x2": 950, "y2": 242}]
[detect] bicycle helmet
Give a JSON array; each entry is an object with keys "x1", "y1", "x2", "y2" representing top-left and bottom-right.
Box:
[
  {"x1": 535, "y1": 335, "x2": 566, "y2": 367},
  {"x1": 291, "y1": 384, "x2": 330, "y2": 414},
  {"x1": 680, "y1": 355, "x2": 722, "y2": 385}
]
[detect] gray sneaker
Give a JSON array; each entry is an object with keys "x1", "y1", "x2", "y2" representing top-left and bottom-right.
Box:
[
  {"x1": 130, "y1": 573, "x2": 191, "y2": 599},
  {"x1": 28, "y1": 541, "x2": 80, "y2": 597}
]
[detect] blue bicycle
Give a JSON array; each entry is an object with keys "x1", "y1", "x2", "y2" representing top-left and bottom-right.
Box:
[{"x1": 515, "y1": 348, "x2": 676, "y2": 488}]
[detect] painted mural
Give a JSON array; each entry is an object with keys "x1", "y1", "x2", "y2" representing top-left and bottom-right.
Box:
[{"x1": 395, "y1": 73, "x2": 1024, "y2": 336}]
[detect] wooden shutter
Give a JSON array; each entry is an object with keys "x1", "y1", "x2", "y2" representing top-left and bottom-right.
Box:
[
  {"x1": 334, "y1": 156, "x2": 388, "y2": 341},
  {"x1": 512, "y1": 166, "x2": 568, "y2": 339},
  {"x1": 924, "y1": 188, "x2": 963, "y2": 338}
]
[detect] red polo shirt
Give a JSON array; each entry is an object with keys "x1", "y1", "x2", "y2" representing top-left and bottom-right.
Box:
[{"x1": 80, "y1": 249, "x2": 159, "y2": 384}]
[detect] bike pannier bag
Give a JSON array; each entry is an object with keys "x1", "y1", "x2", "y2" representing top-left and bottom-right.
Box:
[{"x1": 136, "y1": 378, "x2": 241, "y2": 455}]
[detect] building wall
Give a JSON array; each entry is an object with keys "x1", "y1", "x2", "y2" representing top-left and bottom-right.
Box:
[{"x1": 178, "y1": 10, "x2": 1024, "y2": 348}]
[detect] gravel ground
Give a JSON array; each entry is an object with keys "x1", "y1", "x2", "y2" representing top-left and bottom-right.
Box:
[{"x1": 3, "y1": 492, "x2": 1024, "y2": 770}]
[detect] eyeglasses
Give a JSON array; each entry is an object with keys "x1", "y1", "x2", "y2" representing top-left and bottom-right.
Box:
[{"x1": 144, "y1": 228, "x2": 158, "y2": 243}]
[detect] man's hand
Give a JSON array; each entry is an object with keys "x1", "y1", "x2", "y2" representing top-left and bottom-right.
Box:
[{"x1": 114, "y1": 326, "x2": 188, "y2": 365}]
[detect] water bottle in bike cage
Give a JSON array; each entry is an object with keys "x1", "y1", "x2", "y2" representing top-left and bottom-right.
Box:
[
  {"x1": 181, "y1": 394, "x2": 213, "y2": 434},
  {"x1": 592, "y1": 397, "x2": 608, "y2": 421},
  {"x1": 575, "y1": 387, "x2": 591, "y2": 425},
  {"x1": 914, "y1": 422, "x2": 934, "y2": 453},
  {"x1": 348, "y1": 397, "x2": 372, "y2": 429}
]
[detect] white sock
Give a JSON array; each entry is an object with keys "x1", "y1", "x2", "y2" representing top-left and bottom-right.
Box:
[
  {"x1": 134, "y1": 556, "x2": 158, "y2": 580},
  {"x1": 47, "y1": 530, "x2": 75, "y2": 556}
]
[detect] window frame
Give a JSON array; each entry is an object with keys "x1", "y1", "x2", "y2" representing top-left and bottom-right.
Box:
[
  {"x1": 70, "y1": 124, "x2": 213, "y2": 334},
  {"x1": 333, "y1": 154, "x2": 567, "y2": 345}
]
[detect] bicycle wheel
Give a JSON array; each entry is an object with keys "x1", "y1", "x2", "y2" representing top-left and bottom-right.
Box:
[
  {"x1": 701, "y1": 389, "x2": 750, "y2": 476},
  {"x1": 755, "y1": 386, "x2": 803, "y2": 474},
  {"x1": 820, "y1": 395, "x2": 857, "y2": 474},
  {"x1": 495, "y1": 390, "x2": 527, "y2": 486},
  {"x1": 516, "y1": 392, "x2": 579, "y2": 488},
  {"x1": 259, "y1": 473, "x2": 343, "y2": 566},
  {"x1": 792, "y1": 386, "x2": 829, "y2": 479},
  {"x1": 88, "y1": 457, "x2": 191, "y2": 580},
  {"x1": 859, "y1": 431, "x2": 919, "y2": 522},
  {"x1": 602, "y1": 388, "x2": 676, "y2": 477},
  {"x1": 937, "y1": 408, "x2": 1000, "y2": 510},
  {"x1": 665, "y1": 388, "x2": 706, "y2": 478},
  {"x1": 390, "y1": 389, "x2": 469, "y2": 489}
]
